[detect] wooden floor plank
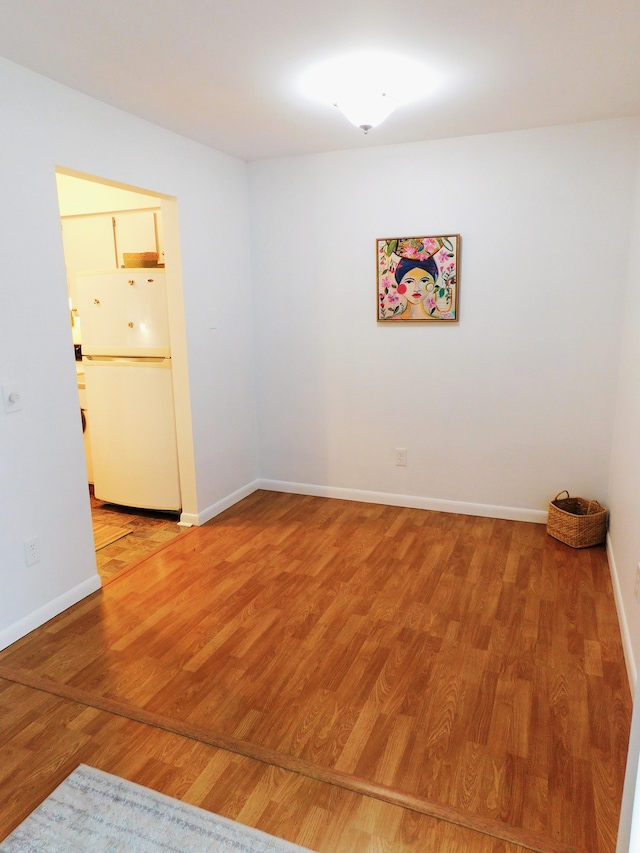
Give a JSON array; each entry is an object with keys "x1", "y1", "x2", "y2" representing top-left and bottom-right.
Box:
[
  {"x1": 0, "y1": 491, "x2": 631, "y2": 851},
  {"x1": 0, "y1": 679, "x2": 535, "y2": 853}
]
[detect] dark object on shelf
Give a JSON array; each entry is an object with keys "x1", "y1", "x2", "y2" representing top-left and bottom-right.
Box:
[{"x1": 547, "y1": 490, "x2": 608, "y2": 548}]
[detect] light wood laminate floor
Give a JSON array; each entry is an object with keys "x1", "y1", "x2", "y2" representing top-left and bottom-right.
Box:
[{"x1": 0, "y1": 491, "x2": 631, "y2": 852}]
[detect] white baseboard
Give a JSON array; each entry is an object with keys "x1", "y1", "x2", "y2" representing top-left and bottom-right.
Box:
[
  {"x1": 180, "y1": 479, "x2": 547, "y2": 527},
  {"x1": 0, "y1": 574, "x2": 102, "y2": 652},
  {"x1": 185, "y1": 480, "x2": 261, "y2": 527},
  {"x1": 256, "y1": 479, "x2": 548, "y2": 524},
  {"x1": 607, "y1": 533, "x2": 637, "y2": 693}
]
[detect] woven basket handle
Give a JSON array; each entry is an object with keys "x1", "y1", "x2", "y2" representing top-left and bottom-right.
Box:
[{"x1": 554, "y1": 490, "x2": 570, "y2": 501}]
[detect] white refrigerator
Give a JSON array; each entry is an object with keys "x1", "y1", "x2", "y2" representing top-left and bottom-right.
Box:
[{"x1": 77, "y1": 270, "x2": 181, "y2": 512}]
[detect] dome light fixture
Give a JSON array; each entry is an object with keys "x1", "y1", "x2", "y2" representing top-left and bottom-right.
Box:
[
  {"x1": 300, "y1": 51, "x2": 432, "y2": 133},
  {"x1": 333, "y1": 92, "x2": 398, "y2": 135}
]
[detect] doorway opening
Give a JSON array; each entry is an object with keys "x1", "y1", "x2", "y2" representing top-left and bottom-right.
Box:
[{"x1": 55, "y1": 168, "x2": 196, "y2": 583}]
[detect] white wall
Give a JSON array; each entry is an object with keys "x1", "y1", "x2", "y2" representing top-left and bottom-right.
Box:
[
  {"x1": 0, "y1": 56, "x2": 258, "y2": 647},
  {"x1": 610, "y1": 139, "x2": 640, "y2": 853},
  {"x1": 249, "y1": 120, "x2": 640, "y2": 519},
  {"x1": 609, "y1": 145, "x2": 640, "y2": 683}
]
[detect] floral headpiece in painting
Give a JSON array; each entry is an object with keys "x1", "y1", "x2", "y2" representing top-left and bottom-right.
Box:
[
  {"x1": 387, "y1": 236, "x2": 445, "y2": 261},
  {"x1": 380, "y1": 236, "x2": 456, "y2": 285}
]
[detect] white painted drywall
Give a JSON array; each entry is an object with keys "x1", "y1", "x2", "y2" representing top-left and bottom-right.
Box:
[
  {"x1": 609, "y1": 143, "x2": 640, "y2": 682},
  {"x1": 611, "y1": 139, "x2": 640, "y2": 853},
  {"x1": 0, "y1": 56, "x2": 258, "y2": 647},
  {"x1": 249, "y1": 120, "x2": 640, "y2": 517}
]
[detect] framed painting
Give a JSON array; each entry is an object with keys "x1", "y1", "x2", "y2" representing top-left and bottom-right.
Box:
[{"x1": 377, "y1": 234, "x2": 460, "y2": 322}]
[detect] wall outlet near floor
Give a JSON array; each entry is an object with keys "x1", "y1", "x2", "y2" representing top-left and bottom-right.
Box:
[
  {"x1": 395, "y1": 447, "x2": 407, "y2": 467},
  {"x1": 635, "y1": 564, "x2": 640, "y2": 604},
  {"x1": 2, "y1": 383, "x2": 22, "y2": 413},
  {"x1": 24, "y1": 535, "x2": 41, "y2": 567}
]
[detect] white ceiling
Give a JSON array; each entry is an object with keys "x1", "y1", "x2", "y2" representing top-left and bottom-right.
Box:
[{"x1": 0, "y1": 0, "x2": 639, "y2": 162}]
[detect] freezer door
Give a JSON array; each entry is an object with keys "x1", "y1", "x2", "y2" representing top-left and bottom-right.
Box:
[
  {"x1": 83, "y1": 357, "x2": 181, "y2": 511},
  {"x1": 77, "y1": 271, "x2": 171, "y2": 356}
]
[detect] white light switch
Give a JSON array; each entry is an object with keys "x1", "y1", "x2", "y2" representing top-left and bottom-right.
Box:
[{"x1": 2, "y1": 383, "x2": 22, "y2": 413}]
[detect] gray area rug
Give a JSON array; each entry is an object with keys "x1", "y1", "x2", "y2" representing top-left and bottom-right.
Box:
[{"x1": 0, "y1": 764, "x2": 315, "y2": 852}]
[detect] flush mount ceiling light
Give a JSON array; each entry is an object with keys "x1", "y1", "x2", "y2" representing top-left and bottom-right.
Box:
[{"x1": 300, "y1": 51, "x2": 432, "y2": 133}]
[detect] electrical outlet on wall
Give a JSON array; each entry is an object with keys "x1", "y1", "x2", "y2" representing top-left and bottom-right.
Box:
[
  {"x1": 24, "y1": 535, "x2": 41, "y2": 567},
  {"x1": 635, "y1": 564, "x2": 640, "y2": 604},
  {"x1": 395, "y1": 448, "x2": 407, "y2": 466},
  {"x1": 2, "y1": 383, "x2": 22, "y2": 413}
]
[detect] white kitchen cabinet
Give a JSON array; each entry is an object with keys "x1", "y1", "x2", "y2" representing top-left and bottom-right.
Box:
[
  {"x1": 62, "y1": 209, "x2": 164, "y2": 309},
  {"x1": 61, "y1": 215, "x2": 116, "y2": 307}
]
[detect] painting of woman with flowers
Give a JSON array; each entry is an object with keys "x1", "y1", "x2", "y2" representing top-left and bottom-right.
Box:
[{"x1": 377, "y1": 235, "x2": 459, "y2": 322}]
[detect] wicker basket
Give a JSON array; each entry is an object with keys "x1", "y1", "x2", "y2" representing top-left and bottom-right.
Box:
[
  {"x1": 123, "y1": 252, "x2": 159, "y2": 268},
  {"x1": 547, "y1": 490, "x2": 607, "y2": 548}
]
